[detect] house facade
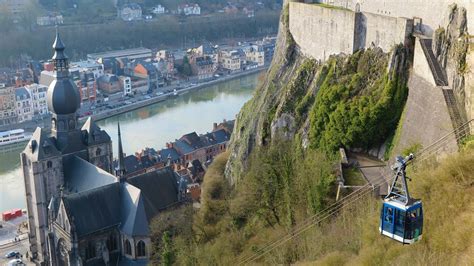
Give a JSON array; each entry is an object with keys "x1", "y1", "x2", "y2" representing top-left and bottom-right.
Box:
[
  {"x1": 190, "y1": 56, "x2": 215, "y2": 80},
  {"x1": 178, "y1": 4, "x2": 201, "y2": 16},
  {"x1": 26, "y1": 83, "x2": 49, "y2": 118},
  {"x1": 15, "y1": 87, "x2": 33, "y2": 123},
  {"x1": 0, "y1": 85, "x2": 17, "y2": 126}
]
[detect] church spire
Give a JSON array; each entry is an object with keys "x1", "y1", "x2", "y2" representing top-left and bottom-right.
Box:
[
  {"x1": 52, "y1": 27, "x2": 69, "y2": 74},
  {"x1": 116, "y1": 122, "x2": 126, "y2": 180}
]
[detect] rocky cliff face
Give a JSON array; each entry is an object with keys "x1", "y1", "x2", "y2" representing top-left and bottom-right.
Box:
[
  {"x1": 433, "y1": 4, "x2": 472, "y2": 121},
  {"x1": 225, "y1": 1, "x2": 411, "y2": 185}
]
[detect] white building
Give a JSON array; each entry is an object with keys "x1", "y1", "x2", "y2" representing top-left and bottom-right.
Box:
[
  {"x1": 119, "y1": 76, "x2": 132, "y2": 96},
  {"x1": 119, "y1": 3, "x2": 142, "y2": 21},
  {"x1": 70, "y1": 60, "x2": 105, "y2": 79},
  {"x1": 152, "y1": 4, "x2": 166, "y2": 14},
  {"x1": 26, "y1": 84, "x2": 49, "y2": 117},
  {"x1": 178, "y1": 4, "x2": 201, "y2": 16},
  {"x1": 37, "y1": 14, "x2": 64, "y2": 26},
  {"x1": 15, "y1": 87, "x2": 33, "y2": 123},
  {"x1": 244, "y1": 44, "x2": 265, "y2": 67}
]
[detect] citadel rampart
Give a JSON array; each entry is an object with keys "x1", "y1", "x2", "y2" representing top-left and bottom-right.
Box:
[
  {"x1": 312, "y1": 0, "x2": 473, "y2": 36},
  {"x1": 289, "y1": 2, "x2": 413, "y2": 61}
]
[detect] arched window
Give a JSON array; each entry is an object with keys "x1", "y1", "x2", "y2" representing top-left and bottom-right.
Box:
[
  {"x1": 85, "y1": 241, "x2": 96, "y2": 260},
  {"x1": 47, "y1": 161, "x2": 53, "y2": 169},
  {"x1": 96, "y1": 148, "x2": 102, "y2": 156},
  {"x1": 136, "y1": 240, "x2": 146, "y2": 257},
  {"x1": 124, "y1": 239, "x2": 132, "y2": 256},
  {"x1": 107, "y1": 235, "x2": 117, "y2": 251}
]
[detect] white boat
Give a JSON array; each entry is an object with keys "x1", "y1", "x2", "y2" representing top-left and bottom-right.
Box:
[{"x1": 0, "y1": 129, "x2": 31, "y2": 147}]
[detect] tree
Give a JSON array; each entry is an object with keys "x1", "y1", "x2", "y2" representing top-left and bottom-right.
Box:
[{"x1": 161, "y1": 231, "x2": 174, "y2": 266}]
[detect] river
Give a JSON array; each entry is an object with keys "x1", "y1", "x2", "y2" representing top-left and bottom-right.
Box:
[{"x1": 0, "y1": 72, "x2": 261, "y2": 213}]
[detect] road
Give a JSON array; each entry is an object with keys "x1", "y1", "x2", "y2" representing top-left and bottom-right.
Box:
[{"x1": 0, "y1": 238, "x2": 31, "y2": 265}]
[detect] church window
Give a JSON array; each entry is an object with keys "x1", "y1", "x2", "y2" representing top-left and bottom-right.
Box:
[
  {"x1": 124, "y1": 239, "x2": 132, "y2": 256},
  {"x1": 96, "y1": 148, "x2": 102, "y2": 156},
  {"x1": 136, "y1": 240, "x2": 146, "y2": 257},
  {"x1": 107, "y1": 234, "x2": 118, "y2": 251},
  {"x1": 47, "y1": 161, "x2": 53, "y2": 169},
  {"x1": 85, "y1": 241, "x2": 96, "y2": 260}
]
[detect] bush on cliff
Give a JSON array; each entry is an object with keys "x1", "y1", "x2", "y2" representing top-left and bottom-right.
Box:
[{"x1": 309, "y1": 47, "x2": 409, "y2": 154}]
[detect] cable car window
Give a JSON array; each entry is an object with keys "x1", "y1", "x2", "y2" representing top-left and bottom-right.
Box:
[{"x1": 385, "y1": 207, "x2": 393, "y2": 223}]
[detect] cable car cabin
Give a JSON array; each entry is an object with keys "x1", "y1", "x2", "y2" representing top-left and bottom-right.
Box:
[
  {"x1": 380, "y1": 199, "x2": 423, "y2": 244},
  {"x1": 380, "y1": 153, "x2": 423, "y2": 244}
]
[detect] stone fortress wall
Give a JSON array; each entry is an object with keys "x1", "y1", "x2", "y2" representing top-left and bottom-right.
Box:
[
  {"x1": 313, "y1": 0, "x2": 473, "y2": 36},
  {"x1": 289, "y1": 2, "x2": 413, "y2": 61}
]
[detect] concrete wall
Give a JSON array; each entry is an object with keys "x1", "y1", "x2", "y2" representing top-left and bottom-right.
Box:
[
  {"x1": 315, "y1": 0, "x2": 473, "y2": 36},
  {"x1": 289, "y1": 2, "x2": 411, "y2": 60},
  {"x1": 355, "y1": 12, "x2": 413, "y2": 51},
  {"x1": 394, "y1": 38, "x2": 458, "y2": 156},
  {"x1": 289, "y1": 2, "x2": 356, "y2": 61}
]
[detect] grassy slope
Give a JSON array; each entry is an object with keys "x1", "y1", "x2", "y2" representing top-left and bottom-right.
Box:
[{"x1": 293, "y1": 147, "x2": 474, "y2": 265}]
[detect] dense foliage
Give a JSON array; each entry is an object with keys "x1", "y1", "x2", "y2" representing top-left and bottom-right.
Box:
[
  {"x1": 150, "y1": 143, "x2": 336, "y2": 264},
  {"x1": 309, "y1": 48, "x2": 409, "y2": 154}
]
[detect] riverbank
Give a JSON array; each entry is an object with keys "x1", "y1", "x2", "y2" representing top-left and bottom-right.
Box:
[
  {"x1": 87, "y1": 67, "x2": 267, "y2": 123},
  {"x1": 0, "y1": 67, "x2": 267, "y2": 133}
]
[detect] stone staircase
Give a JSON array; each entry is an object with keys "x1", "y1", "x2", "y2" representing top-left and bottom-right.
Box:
[
  {"x1": 442, "y1": 88, "x2": 466, "y2": 142},
  {"x1": 419, "y1": 38, "x2": 448, "y2": 86},
  {"x1": 418, "y1": 37, "x2": 467, "y2": 143}
]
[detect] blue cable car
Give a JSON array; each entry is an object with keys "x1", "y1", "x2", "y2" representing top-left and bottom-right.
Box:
[{"x1": 379, "y1": 154, "x2": 423, "y2": 244}]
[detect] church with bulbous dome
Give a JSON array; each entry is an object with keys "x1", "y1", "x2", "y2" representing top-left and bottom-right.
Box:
[{"x1": 21, "y1": 32, "x2": 181, "y2": 266}]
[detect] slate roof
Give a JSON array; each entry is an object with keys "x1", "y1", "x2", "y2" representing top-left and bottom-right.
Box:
[
  {"x1": 63, "y1": 183, "x2": 122, "y2": 237},
  {"x1": 81, "y1": 117, "x2": 111, "y2": 146},
  {"x1": 63, "y1": 156, "x2": 117, "y2": 194},
  {"x1": 23, "y1": 127, "x2": 61, "y2": 161},
  {"x1": 127, "y1": 167, "x2": 179, "y2": 221},
  {"x1": 181, "y1": 132, "x2": 204, "y2": 148},
  {"x1": 159, "y1": 148, "x2": 180, "y2": 162},
  {"x1": 15, "y1": 87, "x2": 30, "y2": 100},
  {"x1": 201, "y1": 129, "x2": 230, "y2": 146},
  {"x1": 120, "y1": 183, "x2": 149, "y2": 236},
  {"x1": 174, "y1": 139, "x2": 195, "y2": 154}
]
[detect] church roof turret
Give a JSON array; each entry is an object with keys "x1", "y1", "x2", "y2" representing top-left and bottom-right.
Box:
[{"x1": 47, "y1": 29, "x2": 81, "y2": 116}]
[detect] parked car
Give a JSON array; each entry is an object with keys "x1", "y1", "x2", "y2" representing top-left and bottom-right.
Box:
[
  {"x1": 5, "y1": 251, "x2": 20, "y2": 259},
  {"x1": 7, "y1": 259, "x2": 23, "y2": 266}
]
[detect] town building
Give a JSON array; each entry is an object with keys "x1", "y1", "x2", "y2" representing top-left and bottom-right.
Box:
[
  {"x1": 37, "y1": 13, "x2": 64, "y2": 26},
  {"x1": 156, "y1": 50, "x2": 176, "y2": 78},
  {"x1": 152, "y1": 4, "x2": 166, "y2": 14},
  {"x1": 177, "y1": 3, "x2": 201, "y2": 16},
  {"x1": 119, "y1": 3, "x2": 142, "y2": 21},
  {"x1": 195, "y1": 44, "x2": 219, "y2": 65},
  {"x1": 119, "y1": 76, "x2": 132, "y2": 96},
  {"x1": 168, "y1": 128, "x2": 231, "y2": 165},
  {"x1": 244, "y1": 44, "x2": 265, "y2": 67},
  {"x1": 97, "y1": 74, "x2": 121, "y2": 94},
  {"x1": 0, "y1": 85, "x2": 18, "y2": 126},
  {"x1": 190, "y1": 56, "x2": 215, "y2": 80},
  {"x1": 70, "y1": 60, "x2": 105, "y2": 80},
  {"x1": 87, "y1": 47, "x2": 152, "y2": 62},
  {"x1": 22, "y1": 32, "x2": 182, "y2": 266},
  {"x1": 133, "y1": 62, "x2": 163, "y2": 91},
  {"x1": 219, "y1": 50, "x2": 242, "y2": 72},
  {"x1": 25, "y1": 83, "x2": 49, "y2": 118},
  {"x1": 15, "y1": 87, "x2": 33, "y2": 123}
]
